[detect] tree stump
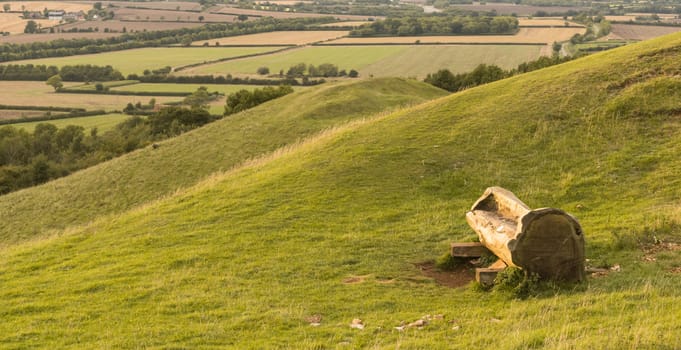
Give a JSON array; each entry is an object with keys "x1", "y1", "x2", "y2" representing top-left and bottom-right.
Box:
[{"x1": 465, "y1": 187, "x2": 586, "y2": 282}]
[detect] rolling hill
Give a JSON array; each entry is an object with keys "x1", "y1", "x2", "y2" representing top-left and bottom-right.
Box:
[
  {"x1": 0, "y1": 78, "x2": 446, "y2": 246},
  {"x1": 2, "y1": 33, "x2": 681, "y2": 348}
]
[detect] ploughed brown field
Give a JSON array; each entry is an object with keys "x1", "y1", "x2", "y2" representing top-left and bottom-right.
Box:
[
  {"x1": 55, "y1": 20, "x2": 206, "y2": 33},
  {"x1": 0, "y1": 32, "x2": 120, "y2": 44},
  {"x1": 112, "y1": 7, "x2": 240, "y2": 22},
  {"x1": 192, "y1": 31, "x2": 349, "y2": 46},
  {"x1": 0, "y1": 110, "x2": 46, "y2": 121},
  {"x1": 213, "y1": 5, "x2": 381, "y2": 21},
  {"x1": 103, "y1": 1, "x2": 203, "y2": 11},
  {"x1": 606, "y1": 24, "x2": 681, "y2": 40},
  {"x1": 444, "y1": 1, "x2": 586, "y2": 16}
]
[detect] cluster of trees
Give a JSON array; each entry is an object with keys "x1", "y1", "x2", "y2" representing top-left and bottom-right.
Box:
[
  {"x1": 0, "y1": 64, "x2": 124, "y2": 81},
  {"x1": 241, "y1": 0, "x2": 421, "y2": 17},
  {"x1": 425, "y1": 55, "x2": 573, "y2": 92},
  {"x1": 0, "y1": 17, "x2": 336, "y2": 62},
  {"x1": 350, "y1": 15, "x2": 518, "y2": 36},
  {"x1": 132, "y1": 73, "x2": 326, "y2": 86},
  {"x1": 0, "y1": 105, "x2": 214, "y2": 195},
  {"x1": 224, "y1": 85, "x2": 293, "y2": 115},
  {"x1": 282, "y1": 63, "x2": 358, "y2": 78}
]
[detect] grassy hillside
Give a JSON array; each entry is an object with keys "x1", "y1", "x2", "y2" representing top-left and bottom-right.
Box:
[
  {"x1": 3, "y1": 34, "x2": 681, "y2": 348},
  {"x1": 0, "y1": 78, "x2": 447, "y2": 246}
]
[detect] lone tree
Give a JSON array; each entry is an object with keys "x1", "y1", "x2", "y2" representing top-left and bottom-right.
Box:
[
  {"x1": 256, "y1": 66, "x2": 270, "y2": 75},
  {"x1": 24, "y1": 20, "x2": 38, "y2": 34},
  {"x1": 3, "y1": 4, "x2": 10, "y2": 12},
  {"x1": 46, "y1": 75, "x2": 63, "y2": 91}
]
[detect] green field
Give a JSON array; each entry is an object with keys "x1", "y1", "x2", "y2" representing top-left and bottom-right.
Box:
[
  {"x1": 5, "y1": 113, "x2": 131, "y2": 133},
  {"x1": 3, "y1": 33, "x2": 681, "y2": 348},
  {"x1": 11, "y1": 47, "x2": 280, "y2": 75},
  {"x1": 183, "y1": 44, "x2": 543, "y2": 78}
]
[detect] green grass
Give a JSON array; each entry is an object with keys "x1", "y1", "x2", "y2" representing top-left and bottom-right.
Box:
[
  {"x1": 0, "y1": 77, "x2": 446, "y2": 245},
  {"x1": 11, "y1": 47, "x2": 280, "y2": 75},
  {"x1": 184, "y1": 44, "x2": 543, "y2": 78},
  {"x1": 3, "y1": 33, "x2": 681, "y2": 348},
  {"x1": 184, "y1": 45, "x2": 408, "y2": 75},
  {"x1": 4, "y1": 113, "x2": 131, "y2": 133}
]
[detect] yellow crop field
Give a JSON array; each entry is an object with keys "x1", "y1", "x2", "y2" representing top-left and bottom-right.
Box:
[
  {"x1": 1, "y1": 1, "x2": 92, "y2": 12},
  {"x1": 0, "y1": 13, "x2": 56, "y2": 34},
  {"x1": 316, "y1": 21, "x2": 371, "y2": 27},
  {"x1": 325, "y1": 27, "x2": 586, "y2": 45},
  {"x1": 0, "y1": 81, "x2": 181, "y2": 111},
  {"x1": 518, "y1": 19, "x2": 583, "y2": 27},
  {"x1": 193, "y1": 31, "x2": 349, "y2": 46}
]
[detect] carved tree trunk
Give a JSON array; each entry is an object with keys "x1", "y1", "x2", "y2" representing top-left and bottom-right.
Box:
[{"x1": 465, "y1": 187, "x2": 586, "y2": 282}]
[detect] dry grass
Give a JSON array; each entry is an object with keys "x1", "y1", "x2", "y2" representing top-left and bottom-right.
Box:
[
  {"x1": 0, "y1": 13, "x2": 56, "y2": 34},
  {"x1": 0, "y1": 81, "x2": 181, "y2": 111},
  {"x1": 56, "y1": 19, "x2": 205, "y2": 33},
  {"x1": 316, "y1": 21, "x2": 370, "y2": 27},
  {"x1": 607, "y1": 24, "x2": 681, "y2": 40},
  {"x1": 326, "y1": 27, "x2": 585, "y2": 45},
  {"x1": 0, "y1": 32, "x2": 119, "y2": 44},
  {"x1": 518, "y1": 19, "x2": 584, "y2": 27},
  {"x1": 214, "y1": 5, "x2": 379, "y2": 20},
  {"x1": 1, "y1": 1, "x2": 92, "y2": 12},
  {"x1": 192, "y1": 30, "x2": 348, "y2": 46}
]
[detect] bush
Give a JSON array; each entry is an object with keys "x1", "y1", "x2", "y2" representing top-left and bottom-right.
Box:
[{"x1": 256, "y1": 66, "x2": 270, "y2": 75}]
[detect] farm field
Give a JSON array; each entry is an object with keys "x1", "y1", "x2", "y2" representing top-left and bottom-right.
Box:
[
  {"x1": 517, "y1": 19, "x2": 583, "y2": 27},
  {"x1": 0, "y1": 1, "x2": 92, "y2": 12},
  {"x1": 606, "y1": 24, "x2": 681, "y2": 40},
  {"x1": 181, "y1": 44, "x2": 543, "y2": 78},
  {"x1": 5, "y1": 113, "x2": 130, "y2": 133},
  {"x1": 179, "y1": 45, "x2": 406, "y2": 76},
  {"x1": 0, "y1": 13, "x2": 56, "y2": 34},
  {"x1": 0, "y1": 110, "x2": 45, "y2": 120},
  {"x1": 11, "y1": 47, "x2": 280, "y2": 75},
  {"x1": 0, "y1": 81, "x2": 181, "y2": 111},
  {"x1": 213, "y1": 5, "x2": 380, "y2": 21},
  {"x1": 447, "y1": 1, "x2": 586, "y2": 15},
  {"x1": 316, "y1": 21, "x2": 370, "y2": 27},
  {"x1": 326, "y1": 27, "x2": 586, "y2": 45},
  {"x1": 361, "y1": 44, "x2": 542, "y2": 78},
  {"x1": 56, "y1": 20, "x2": 206, "y2": 33},
  {"x1": 110, "y1": 83, "x2": 301, "y2": 94},
  {"x1": 0, "y1": 32, "x2": 119, "y2": 44},
  {"x1": 192, "y1": 31, "x2": 349, "y2": 46},
  {"x1": 103, "y1": 1, "x2": 203, "y2": 11},
  {"x1": 112, "y1": 7, "x2": 239, "y2": 22}
]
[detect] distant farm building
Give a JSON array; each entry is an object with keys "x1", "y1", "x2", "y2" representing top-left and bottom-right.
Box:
[
  {"x1": 48, "y1": 10, "x2": 65, "y2": 20},
  {"x1": 63, "y1": 11, "x2": 85, "y2": 21}
]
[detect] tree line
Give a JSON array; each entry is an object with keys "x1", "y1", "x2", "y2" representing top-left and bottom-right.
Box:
[
  {"x1": 0, "y1": 64, "x2": 124, "y2": 81},
  {"x1": 350, "y1": 15, "x2": 518, "y2": 36},
  {"x1": 425, "y1": 55, "x2": 573, "y2": 92},
  {"x1": 224, "y1": 85, "x2": 293, "y2": 115},
  {"x1": 0, "y1": 17, "x2": 335, "y2": 62}
]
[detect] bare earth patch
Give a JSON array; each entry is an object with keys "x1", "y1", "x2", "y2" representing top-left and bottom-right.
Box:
[{"x1": 415, "y1": 262, "x2": 474, "y2": 288}]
